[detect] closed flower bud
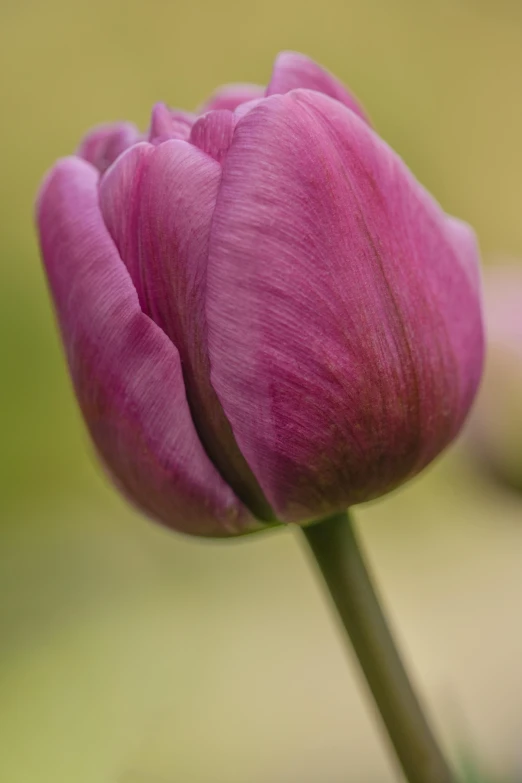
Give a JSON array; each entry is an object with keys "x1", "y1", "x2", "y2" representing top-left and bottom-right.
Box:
[
  {"x1": 467, "y1": 264, "x2": 522, "y2": 491},
  {"x1": 36, "y1": 52, "x2": 484, "y2": 536}
]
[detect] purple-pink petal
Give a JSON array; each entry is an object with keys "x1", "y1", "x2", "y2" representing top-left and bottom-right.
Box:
[
  {"x1": 99, "y1": 140, "x2": 274, "y2": 521},
  {"x1": 77, "y1": 122, "x2": 141, "y2": 173},
  {"x1": 267, "y1": 51, "x2": 370, "y2": 125},
  {"x1": 37, "y1": 156, "x2": 257, "y2": 536},
  {"x1": 205, "y1": 90, "x2": 483, "y2": 522},
  {"x1": 98, "y1": 142, "x2": 155, "y2": 310},
  {"x1": 148, "y1": 103, "x2": 195, "y2": 144},
  {"x1": 190, "y1": 110, "x2": 237, "y2": 163},
  {"x1": 199, "y1": 83, "x2": 265, "y2": 113}
]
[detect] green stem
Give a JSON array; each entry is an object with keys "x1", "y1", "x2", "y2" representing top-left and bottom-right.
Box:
[{"x1": 302, "y1": 510, "x2": 455, "y2": 783}]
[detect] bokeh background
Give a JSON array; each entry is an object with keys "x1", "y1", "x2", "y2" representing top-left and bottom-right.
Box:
[{"x1": 2, "y1": 0, "x2": 522, "y2": 781}]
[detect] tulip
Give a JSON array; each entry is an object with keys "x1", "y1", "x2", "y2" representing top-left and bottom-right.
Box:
[
  {"x1": 36, "y1": 51, "x2": 484, "y2": 537},
  {"x1": 467, "y1": 264, "x2": 522, "y2": 490}
]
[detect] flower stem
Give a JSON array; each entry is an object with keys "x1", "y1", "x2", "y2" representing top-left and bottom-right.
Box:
[{"x1": 302, "y1": 510, "x2": 455, "y2": 783}]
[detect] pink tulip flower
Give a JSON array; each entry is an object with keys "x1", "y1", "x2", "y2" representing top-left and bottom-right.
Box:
[{"x1": 36, "y1": 52, "x2": 484, "y2": 536}]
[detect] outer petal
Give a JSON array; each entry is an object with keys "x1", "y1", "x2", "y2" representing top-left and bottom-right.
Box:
[
  {"x1": 206, "y1": 91, "x2": 484, "y2": 523},
  {"x1": 37, "y1": 156, "x2": 257, "y2": 536},
  {"x1": 199, "y1": 83, "x2": 265, "y2": 113},
  {"x1": 267, "y1": 51, "x2": 370, "y2": 125},
  {"x1": 148, "y1": 103, "x2": 195, "y2": 144},
  {"x1": 77, "y1": 123, "x2": 141, "y2": 173},
  {"x1": 99, "y1": 142, "x2": 274, "y2": 522}
]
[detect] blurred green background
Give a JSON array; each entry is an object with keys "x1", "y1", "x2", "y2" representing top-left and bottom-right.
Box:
[{"x1": 2, "y1": 0, "x2": 522, "y2": 781}]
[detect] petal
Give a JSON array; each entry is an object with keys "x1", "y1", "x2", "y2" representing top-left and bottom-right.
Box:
[
  {"x1": 199, "y1": 83, "x2": 265, "y2": 113},
  {"x1": 445, "y1": 216, "x2": 483, "y2": 295},
  {"x1": 148, "y1": 103, "x2": 195, "y2": 144},
  {"x1": 205, "y1": 91, "x2": 484, "y2": 522},
  {"x1": 37, "y1": 156, "x2": 257, "y2": 536},
  {"x1": 189, "y1": 110, "x2": 237, "y2": 163},
  {"x1": 98, "y1": 142, "x2": 155, "y2": 309},
  {"x1": 99, "y1": 141, "x2": 274, "y2": 522},
  {"x1": 267, "y1": 51, "x2": 370, "y2": 125},
  {"x1": 77, "y1": 122, "x2": 142, "y2": 173},
  {"x1": 233, "y1": 98, "x2": 265, "y2": 119}
]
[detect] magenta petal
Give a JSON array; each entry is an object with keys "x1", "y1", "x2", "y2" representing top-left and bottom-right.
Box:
[
  {"x1": 267, "y1": 51, "x2": 370, "y2": 125},
  {"x1": 190, "y1": 110, "x2": 237, "y2": 163},
  {"x1": 148, "y1": 103, "x2": 195, "y2": 144},
  {"x1": 100, "y1": 141, "x2": 274, "y2": 521},
  {"x1": 205, "y1": 91, "x2": 483, "y2": 522},
  {"x1": 445, "y1": 216, "x2": 483, "y2": 294},
  {"x1": 199, "y1": 83, "x2": 265, "y2": 113},
  {"x1": 37, "y1": 156, "x2": 256, "y2": 536},
  {"x1": 100, "y1": 140, "x2": 220, "y2": 353},
  {"x1": 77, "y1": 122, "x2": 141, "y2": 173},
  {"x1": 233, "y1": 99, "x2": 265, "y2": 119},
  {"x1": 99, "y1": 142, "x2": 155, "y2": 309}
]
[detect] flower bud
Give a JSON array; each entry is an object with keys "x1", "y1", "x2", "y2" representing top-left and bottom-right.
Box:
[{"x1": 36, "y1": 52, "x2": 484, "y2": 535}]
